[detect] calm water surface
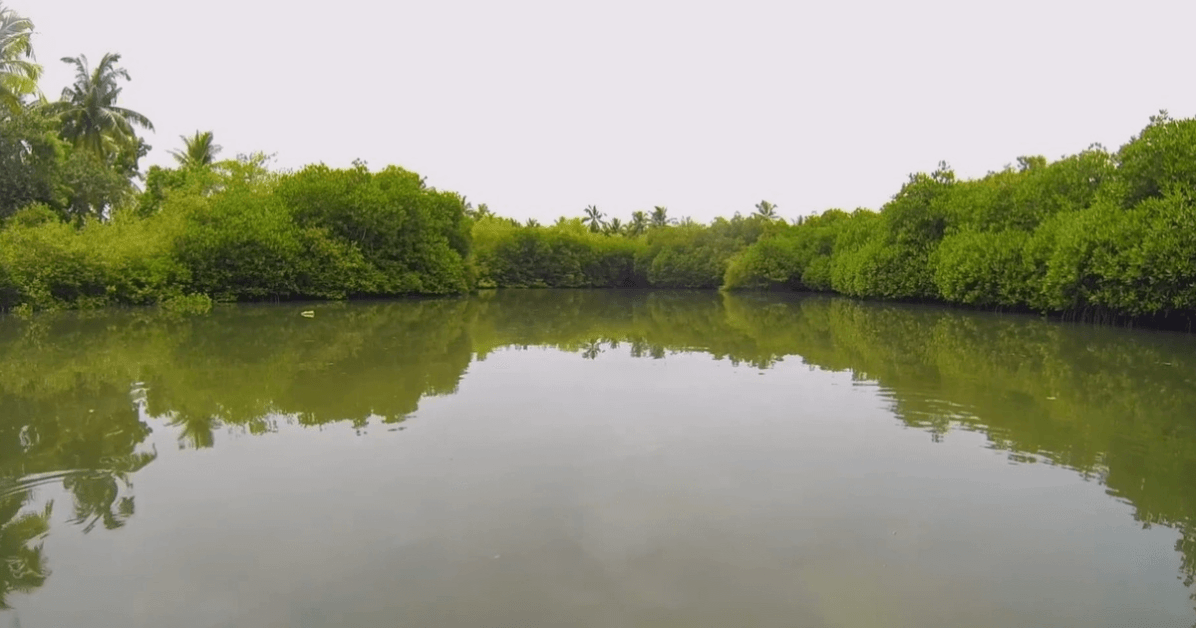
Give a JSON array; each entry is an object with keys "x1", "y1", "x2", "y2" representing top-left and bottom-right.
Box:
[{"x1": 1, "y1": 290, "x2": 1195, "y2": 628}]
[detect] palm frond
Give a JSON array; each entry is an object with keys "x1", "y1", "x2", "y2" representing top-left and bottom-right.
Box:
[{"x1": 111, "y1": 106, "x2": 153, "y2": 130}]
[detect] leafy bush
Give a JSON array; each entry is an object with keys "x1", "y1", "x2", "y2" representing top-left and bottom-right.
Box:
[
  {"x1": 933, "y1": 228, "x2": 1030, "y2": 307},
  {"x1": 276, "y1": 164, "x2": 471, "y2": 295},
  {"x1": 472, "y1": 218, "x2": 643, "y2": 288}
]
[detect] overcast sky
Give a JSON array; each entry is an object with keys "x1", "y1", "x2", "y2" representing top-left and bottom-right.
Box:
[{"x1": 20, "y1": 0, "x2": 1196, "y2": 222}]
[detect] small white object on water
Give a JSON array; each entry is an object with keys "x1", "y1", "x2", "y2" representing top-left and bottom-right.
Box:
[{"x1": 301, "y1": 310, "x2": 315, "y2": 318}]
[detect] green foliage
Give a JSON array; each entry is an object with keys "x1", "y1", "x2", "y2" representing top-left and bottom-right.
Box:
[
  {"x1": 275, "y1": 163, "x2": 471, "y2": 295},
  {"x1": 4, "y1": 203, "x2": 57, "y2": 228},
  {"x1": 1115, "y1": 112, "x2": 1196, "y2": 209},
  {"x1": 1039, "y1": 192, "x2": 1196, "y2": 316},
  {"x1": 0, "y1": 203, "x2": 190, "y2": 310},
  {"x1": 4, "y1": 72, "x2": 1196, "y2": 328},
  {"x1": 0, "y1": 157, "x2": 476, "y2": 311},
  {"x1": 470, "y1": 212, "x2": 774, "y2": 290},
  {"x1": 0, "y1": 218, "x2": 107, "y2": 310},
  {"x1": 471, "y1": 217, "x2": 642, "y2": 288},
  {"x1": 724, "y1": 209, "x2": 848, "y2": 291},
  {"x1": 933, "y1": 228, "x2": 1031, "y2": 307},
  {"x1": 0, "y1": 107, "x2": 139, "y2": 222},
  {"x1": 720, "y1": 115, "x2": 1196, "y2": 324},
  {"x1": 171, "y1": 164, "x2": 379, "y2": 302},
  {"x1": 59, "y1": 148, "x2": 134, "y2": 221},
  {"x1": 0, "y1": 2, "x2": 41, "y2": 114},
  {"x1": 638, "y1": 220, "x2": 759, "y2": 288},
  {"x1": 0, "y1": 110, "x2": 65, "y2": 219}
]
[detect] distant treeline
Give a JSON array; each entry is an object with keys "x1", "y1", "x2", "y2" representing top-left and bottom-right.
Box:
[
  {"x1": 2, "y1": 4, "x2": 1196, "y2": 322},
  {"x1": 472, "y1": 112, "x2": 1196, "y2": 326},
  {"x1": 4, "y1": 106, "x2": 1195, "y2": 325}
]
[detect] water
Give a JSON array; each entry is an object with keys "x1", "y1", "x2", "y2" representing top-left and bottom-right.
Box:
[{"x1": 1, "y1": 290, "x2": 1194, "y2": 628}]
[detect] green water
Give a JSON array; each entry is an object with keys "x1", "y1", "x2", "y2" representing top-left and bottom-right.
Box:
[{"x1": 1, "y1": 290, "x2": 1195, "y2": 628}]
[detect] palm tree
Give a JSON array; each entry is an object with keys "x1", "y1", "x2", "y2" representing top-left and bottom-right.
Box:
[
  {"x1": 754, "y1": 200, "x2": 779, "y2": 220},
  {"x1": 583, "y1": 204, "x2": 605, "y2": 232},
  {"x1": 650, "y1": 205, "x2": 674, "y2": 228},
  {"x1": 0, "y1": 3, "x2": 39, "y2": 114},
  {"x1": 629, "y1": 211, "x2": 649, "y2": 236},
  {"x1": 42, "y1": 53, "x2": 154, "y2": 159},
  {"x1": 169, "y1": 130, "x2": 221, "y2": 167},
  {"x1": 466, "y1": 203, "x2": 494, "y2": 221},
  {"x1": 525, "y1": 218, "x2": 541, "y2": 228},
  {"x1": 605, "y1": 217, "x2": 624, "y2": 235}
]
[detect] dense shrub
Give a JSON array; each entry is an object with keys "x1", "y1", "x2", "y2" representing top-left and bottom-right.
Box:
[
  {"x1": 276, "y1": 164, "x2": 472, "y2": 295},
  {"x1": 0, "y1": 157, "x2": 475, "y2": 311},
  {"x1": 472, "y1": 218, "x2": 643, "y2": 288},
  {"x1": 933, "y1": 228, "x2": 1031, "y2": 307},
  {"x1": 722, "y1": 113, "x2": 1196, "y2": 324},
  {"x1": 1115, "y1": 113, "x2": 1196, "y2": 209}
]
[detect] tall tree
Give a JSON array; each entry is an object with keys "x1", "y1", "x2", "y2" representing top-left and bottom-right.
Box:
[
  {"x1": 583, "y1": 204, "x2": 605, "y2": 232},
  {"x1": 651, "y1": 205, "x2": 673, "y2": 228},
  {"x1": 0, "y1": 3, "x2": 40, "y2": 114},
  {"x1": 42, "y1": 53, "x2": 153, "y2": 160},
  {"x1": 605, "y1": 217, "x2": 624, "y2": 235},
  {"x1": 629, "y1": 210, "x2": 649, "y2": 236},
  {"x1": 169, "y1": 130, "x2": 222, "y2": 167},
  {"x1": 754, "y1": 200, "x2": 779, "y2": 220}
]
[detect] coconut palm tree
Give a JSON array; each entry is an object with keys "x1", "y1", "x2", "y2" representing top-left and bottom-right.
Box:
[
  {"x1": 0, "y1": 3, "x2": 40, "y2": 114},
  {"x1": 754, "y1": 200, "x2": 779, "y2": 220},
  {"x1": 525, "y1": 218, "x2": 541, "y2": 228},
  {"x1": 169, "y1": 130, "x2": 221, "y2": 167},
  {"x1": 466, "y1": 203, "x2": 494, "y2": 221},
  {"x1": 650, "y1": 205, "x2": 673, "y2": 228},
  {"x1": 42, "y1": 53, "x2": 154, "y2": 159},
  {"x1": 605, "y1": 217, "x2": 624, "y2": 235},
  {"x1": 583, "y1": 205, "x2": 605, "y2": 232},
  {"x1": 628, "y1": 211, "x2": 649, "y2": 236}
]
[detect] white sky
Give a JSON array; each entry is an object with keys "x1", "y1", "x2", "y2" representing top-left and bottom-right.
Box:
[{"x1": 19, "y1": 0, "x2": 1196, "y2": 222}]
